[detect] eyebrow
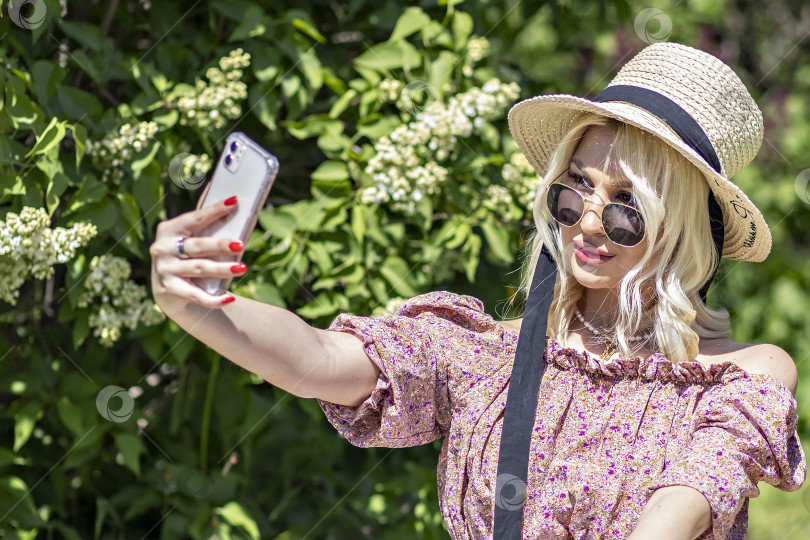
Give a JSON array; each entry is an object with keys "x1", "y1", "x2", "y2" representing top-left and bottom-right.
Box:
[{"x1": 571, "y1": 158, "x2": 634, "y2": 189}]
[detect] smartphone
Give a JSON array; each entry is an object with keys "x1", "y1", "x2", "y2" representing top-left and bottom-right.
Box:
[{"x1": 191, "y1": 132, "x2": 279, "y2": 296}]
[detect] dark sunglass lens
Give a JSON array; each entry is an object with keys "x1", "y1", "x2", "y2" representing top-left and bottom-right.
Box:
[
  {"x1": 548, "y1": 184, "x2": 583, "y2": 226},
  {"x1": 603, "y1": 205, "x2": 645, "y2": 246}
]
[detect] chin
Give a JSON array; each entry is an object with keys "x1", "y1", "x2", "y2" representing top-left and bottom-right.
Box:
[{"x1": 570, "y1": 260, "x2": 623, "y2": 289}]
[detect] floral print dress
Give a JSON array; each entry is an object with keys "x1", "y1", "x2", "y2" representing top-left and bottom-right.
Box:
[{"x1": 317, "y1": 291, "x2": 806, "y2": 539}]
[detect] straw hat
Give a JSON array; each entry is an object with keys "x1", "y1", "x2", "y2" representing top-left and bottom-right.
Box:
[{"x1": 508, "y1": 41, "x2": 771, "y2": 263}]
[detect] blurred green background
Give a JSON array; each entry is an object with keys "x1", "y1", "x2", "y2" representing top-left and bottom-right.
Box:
[{"x1": 1, "y1": 0, "x2": 808, "y2": 538}]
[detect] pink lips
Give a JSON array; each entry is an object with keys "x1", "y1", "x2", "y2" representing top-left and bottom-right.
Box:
[{"x1": 574, "y1": 242, "x2": 614, "y2": 264}]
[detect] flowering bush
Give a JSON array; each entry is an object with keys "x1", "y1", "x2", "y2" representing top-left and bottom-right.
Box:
[
  {"x1": 174, "y1": 48, "x2": 252, "y2": 131},
  {"x1": 78, "y1": 255, "x2": 165, "y2": 347},
  {"x1": 0, "y1": 207, "x2": 97, "y2": 304}
]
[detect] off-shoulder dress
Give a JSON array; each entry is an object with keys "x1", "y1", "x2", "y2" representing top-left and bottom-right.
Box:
[{"x1": 317, "y1": 291, "x2": 806, "y2": 539}]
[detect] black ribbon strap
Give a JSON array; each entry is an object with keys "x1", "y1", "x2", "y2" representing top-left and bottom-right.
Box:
[
  {"x1": 493, "y1": 85, "x2": 726, "y2": 539},
  {"x1": 493, "y1": 245, "x2": 556, "y2": 538}
]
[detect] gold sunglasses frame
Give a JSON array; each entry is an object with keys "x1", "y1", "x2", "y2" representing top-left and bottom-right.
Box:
[{"x1": 545, "y1": 169, "x2": 647, "y2": 247}]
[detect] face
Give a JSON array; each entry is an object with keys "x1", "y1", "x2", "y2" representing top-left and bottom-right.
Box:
[{"x1": 556, "y1": 123, "x2": 648, "y2": 291}]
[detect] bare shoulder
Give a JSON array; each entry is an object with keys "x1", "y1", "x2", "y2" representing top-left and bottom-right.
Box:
[
  {"x1": 701, "y1": 338, "x2": 798, "y2": 395},
  {"x1": 498, "y1": 317, "x2": 523, "y2": 335}
]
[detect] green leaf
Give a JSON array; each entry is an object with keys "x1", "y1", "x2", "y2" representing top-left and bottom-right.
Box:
[
  {"x1": 429, "y1": 51, "x2": 456, "y2": 101},
  {"x1": 480, "y1": 218, "x2": 513, "y2": 262},
  {"x1": 292, "y1": 18, "x2": 327, "y2": 43},
  {"x1": 329, "y1": 88, "x2": 358, "y2": 119},
  {"x1": 380, "y1": 256, "x2": 418, "y2": 297},
  {"x1": 57, "y1": 397, "x2": 83, "y2": 436},
  {"x1": 350, "y1": 205, "x2": 366, "y2": 243},
  {"x1": 5, "y1": 86, "x2": 41, "y2": 128},
  {"x1": 228, "y1": 5, "x2": 269, "y2": 41},
  {"x1": 389, "y1": 7, "x2": 432, "y2": 42},
  {"x1": 129, "y1": 141, "x2": 160, "y2": 176},
  {"x1": 311, "y1": 160, "x2": 348, "y2": 183},
  {"x1": 25, "y1": 117, "x2": 66, "y2": 158},
  {"x1": 69, "y1": 123, "x2": 87, "y2": 167},
  {"x1": 46, "y1": 172, "x2": 71, "y2": 217},
  {"x1": 0, "y1": 136, "x2": 26, "y2": 165},
  {"x1": 35, "y1": 144, "x2": 64, "y2": 180},
  {"x1": 65, "y1": 174, "x2": 108, "y2": 214},
  {"x1": 216, "y1": 502, "x2": 260, "y2": 540},
  {"x1": 56, "y1": 85, "x2": 103, "y2": 120},
  {"x1": 32, "y1": 60, "x2": 66, "y2": 105},
  {"x1": 250, "y1": 88, "x2": 279, "y2": 131},
  {"x1": 72, "y1": 313, "x2": 90, "y2": 349},
  {"x1": 307, "y1": 241, "x2": 333, "y2": 274},
  {"x1": 114, "y1": 433, "x2": 145, "y2": 477},
  {"x1": 13, "y1": 402, "x2": 43, "y2": 452},
  {"x1": 462, "y1": 233, "x2": 482, "y2": 282},
  {"x1": 452, "y1": 11, "x2": 474, "y2": 50},
  {"x1": 354, "y1": 41, "x2": 422, "y2": 72},
  {"x1": 299, "y1": 49, "x2": 323, "y2": 92},
  {"x1": 59, "y1": 21, "x2": 111, "y2": 51}
]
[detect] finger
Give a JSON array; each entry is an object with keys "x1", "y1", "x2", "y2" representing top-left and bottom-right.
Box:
[
  {"x1": 158, "y1": 195, "x2": 239, "y2": 238},
  {"x1": 162, "y1": 274, "x2": 235, "y2": 309},
  {"x1": 171, "y1": 257, "x2": 247, "y2": 279},
  {"x1": 151, "y1": 235, "x2": 244, "y2": 259}
]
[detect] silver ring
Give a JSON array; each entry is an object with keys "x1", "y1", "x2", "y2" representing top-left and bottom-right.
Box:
[{"x1": 177, "y1": 235, "x2": 188, "y2": 258}]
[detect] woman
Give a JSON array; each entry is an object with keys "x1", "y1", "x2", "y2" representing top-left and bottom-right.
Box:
[{"x1": 150, "y1": 42, "x2": 806, "y2": 539}]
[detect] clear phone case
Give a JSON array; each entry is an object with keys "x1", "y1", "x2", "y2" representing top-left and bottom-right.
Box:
[{"x1": 191, "y1": 132, "x2": 279, "y2": 296}]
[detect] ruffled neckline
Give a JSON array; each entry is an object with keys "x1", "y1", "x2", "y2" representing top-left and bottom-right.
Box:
[{"x1": 541, "y1": 337, "x2": 750, "y2": 384}]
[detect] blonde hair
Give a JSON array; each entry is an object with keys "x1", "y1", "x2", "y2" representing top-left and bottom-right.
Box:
[{"x1": 503, "y1": 113, "x2": 731, "y2": 363}]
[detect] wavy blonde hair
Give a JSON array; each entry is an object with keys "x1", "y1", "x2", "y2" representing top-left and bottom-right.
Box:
[{"x1": 503, "y1": 113, "x2": 731, "y2": 363}]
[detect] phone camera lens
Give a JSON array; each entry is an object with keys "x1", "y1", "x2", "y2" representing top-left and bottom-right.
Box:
[
  {"x1": 230, "y1": 141, "x2": 239, "y2": 152},
  {"x1": 224, "y1": 155, "x2": 233, "y2": 167}
]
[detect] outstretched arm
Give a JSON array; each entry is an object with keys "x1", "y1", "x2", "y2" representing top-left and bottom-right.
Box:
[
  {"x1": 150, "y1": 196, "x2": 380, "y2": 407},
  {"x1": 627, "y1": 485, "x2": 711, "y2": 540}
]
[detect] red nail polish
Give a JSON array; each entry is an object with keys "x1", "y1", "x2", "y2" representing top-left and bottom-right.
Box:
[
  {"x1": 230, "y1": 263, "x2": 247, "y2": 274},
  {"x1": 221, "y1": 295, "x2": 236, "y2": 305},
  {"x1": 229, "y1": 241, "x2": 244, "y2": 252},
  {"x1": 224, "y1": 196, "x2": 238, "y2": 206}
]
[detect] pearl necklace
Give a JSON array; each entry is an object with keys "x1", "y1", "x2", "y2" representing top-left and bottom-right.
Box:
[{"x1": 574, "y1": 307, "x2": 654, "y2": 359}]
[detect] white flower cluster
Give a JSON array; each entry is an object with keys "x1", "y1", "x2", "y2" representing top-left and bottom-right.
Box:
[
  {"x1": 463, "y1": 37, "x2": 491, "y2": 77},
  {"x1": 378, "y1": 79, "x2": 404, "y2": 103},
  {"x1": 77, "y1": 255, "x2": 165, "y2": 347},
  {"x1": 502, "y1": 151, "x2": 541, "y2": 209},
  {"x1": 360, "y1": 78, "x2": 520, "y2": 214},
  {"x1": 0, "y1": 207, "x2": 97, "y2": 305},
  {"x1": 176, "y1": 49, "x2": 251, "y2": 130},
  {"x1": 86, "y1": 121, "x2": 159, "y2": 184},
  {"x1": 370, "y1": 296, "x2": 408, "y2": 317},
  {"x1": 482, "y1": 184, "x2": 513, "y2": 216},
  {"x1": 182, "y1": 153, "x2": 212, "y2": 182}
]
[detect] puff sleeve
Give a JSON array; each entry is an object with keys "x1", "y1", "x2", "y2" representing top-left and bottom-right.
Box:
[
  {"x1": 316, "y1": 291, "x2": 507, "y2": 449},
  {"x1": 648, "y1": 372, "x2": 807, "y2": 539}
]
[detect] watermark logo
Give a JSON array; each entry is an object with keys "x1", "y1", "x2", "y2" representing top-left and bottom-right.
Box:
[
  {"x1": 634, "y1": 8, "x2": 672, "y2": 44},
  {"x1": 96, "y1": 385, "x2": 135, "y2": 422},
  {"x1": 168, "y1": 153, "x2": 208, "y2": 190},
  {"x1": 494, "y1": 473, "x2": 527, "y2": 511},
  {"x1": 399, "y1": 80, "x2": 441, "y2": 116},
  {"x1": 794, "y1": 168, "x2": 810, "y2": 205},
  {"x1": 8, "y1": 0, "x2": 47, "y2": 30}
]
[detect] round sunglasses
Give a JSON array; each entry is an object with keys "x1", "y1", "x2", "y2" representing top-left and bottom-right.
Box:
[{"x1": 546, "y1": 169, "x2": 646, "y2": 247}]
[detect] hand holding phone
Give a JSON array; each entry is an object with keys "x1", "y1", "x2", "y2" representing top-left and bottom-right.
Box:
[{"x1": 190, "y1": 132, "x2": 278, "y2": 295}]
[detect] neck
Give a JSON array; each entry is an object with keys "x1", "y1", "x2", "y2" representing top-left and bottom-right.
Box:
[
  {"x1": 577, "y1": 282, "x2": 657, "y2": 330},
  {"x1": 578, "y1": 288, "x2": 620, "y2": 329}
]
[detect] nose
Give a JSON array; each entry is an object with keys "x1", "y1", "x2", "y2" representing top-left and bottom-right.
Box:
[{"x1": 578, "y1": 194, "x2": 607, "y2": 236}]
